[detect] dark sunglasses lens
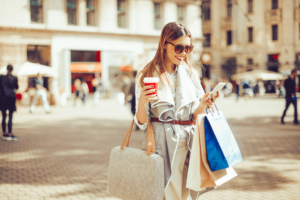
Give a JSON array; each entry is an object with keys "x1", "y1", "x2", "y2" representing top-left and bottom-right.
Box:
[
  {"x1": 186, "y1": 45, "x2": 193, "y2": 53},
  {"x1": 174, "y1": 45, "x2": 184, "y2": 53}
]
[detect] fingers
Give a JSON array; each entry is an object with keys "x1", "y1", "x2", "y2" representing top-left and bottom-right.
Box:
[
  {"x1": 211, "y1": 94, "x2": 216, "y2": 103},
  {"x1": 142, "y1": 85, "x2": 154, "y2": 92},
  {"x1": 204, "y1": 92, "x2": 211, "y2": 98},
  {"x1": 144, "y1": 89, "x2": 157, "y2": 95},
  {"x1": 145, "y1": 94, "x2": 158, "y2": 102},
  {"x1": 146, "y1": 94, "x2": 157, "y2": 98},
  {"x1": 215, "y1": 91, "x2": 220, "y2": 98},
  {"x1": 206, "y1": 97, "x2": 213, "y2": 104}
]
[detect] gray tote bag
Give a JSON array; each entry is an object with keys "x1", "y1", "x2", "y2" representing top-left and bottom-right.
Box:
[{"x1": 107, "y1": 119, "x2": 165, "y2": 200}]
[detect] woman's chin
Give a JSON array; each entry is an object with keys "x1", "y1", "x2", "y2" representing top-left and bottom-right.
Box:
[{"x1": 172, "y1": 59, "x2": 183, "y2": 65}]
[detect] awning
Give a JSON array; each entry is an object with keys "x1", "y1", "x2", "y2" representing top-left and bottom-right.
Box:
[
  {"x1": 231, "y1": 69, "x2": 286, "y2": 81},
  {"x1": 0, "y1": 62, "x2": 57, "y2": 77},
  {"x1": 70, "y1": 63, "x2": 102, "y2": 73},
  {"x1": 120, "y1": 65, "x2": 133, "y2": 72}
]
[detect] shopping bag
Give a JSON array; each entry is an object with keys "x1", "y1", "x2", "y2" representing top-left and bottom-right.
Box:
[
  {"x1": 186, "y1": 114, "x2": 237, "y2": 191},
  {"x1": 204, "y1": 109, "x2": 243, "y2": 172}
]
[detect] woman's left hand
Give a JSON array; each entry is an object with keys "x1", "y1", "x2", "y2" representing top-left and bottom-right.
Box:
[{"x1": 199, "y1": 91, "x2": 220, "y2": 110}]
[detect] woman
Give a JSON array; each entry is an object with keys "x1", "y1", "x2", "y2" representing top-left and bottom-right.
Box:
[
  {"x1": 134, "y1": 22, "x2": 219, "y2": 200},
  {"x1": 1, "y1": 65, "x2": 19, "y2": 141}
]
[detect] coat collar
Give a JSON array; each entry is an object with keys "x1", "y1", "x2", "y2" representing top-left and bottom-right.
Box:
[{"x1": 150, "y1": 62, "x2": 204, "y2": 120}]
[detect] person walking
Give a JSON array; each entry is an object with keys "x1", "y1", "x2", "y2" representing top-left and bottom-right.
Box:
[
  {"x1": 29, "y1": 73, "x2": 50, "y2": 113},
  {"x1": 0, "y1": 65, "x2": 19, "y2": 141},
  {"x1": 81, "y1": 81, "x2": 89, "y2": 105},
  {"x1": 281, "y1": 69, "x2": 299, "y2": 125},
  {"x1": 73, "y1": 78, "x2": 82, "y2": 106},
  {"x1": 134, "y1": 22, "x2": 219, "y2": 200},
  {"x1": 127, "y1": 71, "x2": 139, "y2": 130},
  {"x1": 92, "y1": 77, "x2": 100, "y2": 106}
]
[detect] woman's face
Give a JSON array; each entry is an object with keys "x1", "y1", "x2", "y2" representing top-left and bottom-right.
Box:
[{"x1": 165, "y1": 35, "x2": 191, "y2": 66}]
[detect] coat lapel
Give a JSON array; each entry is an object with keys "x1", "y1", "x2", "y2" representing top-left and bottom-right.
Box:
[{"x1": 175, "y1": 63, "x2": 204, "y2": 119}]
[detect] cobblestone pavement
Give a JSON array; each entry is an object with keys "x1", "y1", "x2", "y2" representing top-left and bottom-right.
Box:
[{"x1": 0, "y1": 96, "x2": 299, "y2": 200}]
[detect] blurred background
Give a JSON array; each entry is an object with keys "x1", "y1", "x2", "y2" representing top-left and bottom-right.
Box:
[{"x1": 0, "y1": 0, "x2": 300, "y2": 200}]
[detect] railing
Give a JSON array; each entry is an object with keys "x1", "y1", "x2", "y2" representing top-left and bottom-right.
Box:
[{"x1": 265, "y1": 9, "x2": 282, "y2": 22}]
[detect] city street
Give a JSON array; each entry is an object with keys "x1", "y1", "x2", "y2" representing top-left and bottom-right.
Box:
[{"x1": 0, "y1": 96, "x2": 299, "y2": 200}]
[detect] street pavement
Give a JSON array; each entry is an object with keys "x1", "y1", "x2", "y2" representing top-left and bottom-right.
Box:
[{"x1": 0, "y1": 95, "x2": 299, "y2": 200}]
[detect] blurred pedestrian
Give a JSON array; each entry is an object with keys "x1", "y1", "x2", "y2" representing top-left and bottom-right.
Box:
[
  {"x1": 242, "y1": 81, "x2": 250, "y2": 100},
  {"x1": 73, "y1": 78, "x2": 81, "y2": 106},
  {"x1": 281, "y1": 69, "x2": 299, "y2": 125},
  {"x1": 0, "y1": 65, "x2": 19, "y2": 141},
  {"x1": 127, "y1": 71, "x2": 139, "y2": 130},
  {"x1": 258, "y1": 80, "x2": 265, "y2": 96},
  {"x1": 252, "y1": 81, "x2": 259, "y2": 97},
  {"x1": 81, "y1": 81, "x2": 89, "y2": 105},
  {"x1": 235, "y1": 80, "x2": 241, "y2": 101},
  {"x1": 224, "y1": 78, "x2": 232, "y2": 97},
  {"x1": 29, "y1": 73, "x2": 50, "y2": 113},
  {"x1": 92, "y1": 77, "x2": 100, "y2": 106}
]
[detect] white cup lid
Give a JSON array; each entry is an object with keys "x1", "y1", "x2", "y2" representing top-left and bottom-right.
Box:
[{"x1": 143, "y1": 77, "x2": 159, "y2": 83}]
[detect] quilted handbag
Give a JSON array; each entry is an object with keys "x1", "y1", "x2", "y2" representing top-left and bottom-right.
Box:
[{"x1": 107, "y1": 119, "x2": 165, "y2": 200}]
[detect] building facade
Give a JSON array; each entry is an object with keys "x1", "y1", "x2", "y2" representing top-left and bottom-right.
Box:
[
  {"x1": 200, "y1": 0, "x2": 300, "y2": 83},
  {"x1": 0, "y1": 0, "x2": 202, "y2": 98}
]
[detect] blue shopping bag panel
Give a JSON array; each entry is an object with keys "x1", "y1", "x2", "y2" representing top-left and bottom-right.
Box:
[
  {"x1": 205, "y1": 111, "x2": 243, "y2": 171},
  {"x1": 204, "y1": 117, "x2": 229, "y2": 171}
]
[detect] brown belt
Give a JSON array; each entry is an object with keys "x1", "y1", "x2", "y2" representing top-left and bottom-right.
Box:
[{"x1": 151, "y1": 118, "x2": 196, "y2": 125}]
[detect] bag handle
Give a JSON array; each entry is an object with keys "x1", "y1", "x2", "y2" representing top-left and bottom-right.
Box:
[
  {"x1": 205, "y1": 103, "x2": 220, "y2": 116},
  {"x1": 120, "y1": 119, "x2": 155, "y2": 156}
]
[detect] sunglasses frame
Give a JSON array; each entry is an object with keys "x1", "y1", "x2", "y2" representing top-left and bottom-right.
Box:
[{"x1": 166, "y1": 42, "x2": 194, "y2": 54}]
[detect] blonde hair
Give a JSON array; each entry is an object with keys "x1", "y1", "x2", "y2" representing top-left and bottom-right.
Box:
[{"x1": 139, "y1": 22, "x2": 196, "y2": 88}]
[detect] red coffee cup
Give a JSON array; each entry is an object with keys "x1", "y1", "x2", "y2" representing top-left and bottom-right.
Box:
[{"x1": 144, "y1": 77, "x2": 159, "y2": 99}]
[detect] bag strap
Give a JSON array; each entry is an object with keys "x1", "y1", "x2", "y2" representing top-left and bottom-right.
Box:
[{"x1": 120, "y1": 119, "x2": 155, "y2": 156}]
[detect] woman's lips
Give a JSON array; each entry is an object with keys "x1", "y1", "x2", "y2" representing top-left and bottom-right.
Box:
[{"x1": 175, "y1": 56, "x2": 183, "y2": 61}]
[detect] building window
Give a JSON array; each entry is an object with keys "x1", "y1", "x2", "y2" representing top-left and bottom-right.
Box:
[
  {"x1": 86, "y1": 0, "x2": 96, "y2": 26},
  {"x1": 71, "y1": 51, "x2": 101, "y2": 62},
  {"x1": 267, "y1": 54, "x2": 280, "y2": 72},
  {"x1": 117, "y1": 0, "x2": 126, "y2": 28},
  {"x1": 203, "y1": 34, "x2": 211, "y2": 47},
  {"x1": 248, "y1": 0, "x2": 253, "y2": 13},
  {"x1": 272, "y1": 25, "x2": 278, "y2": 41},
  {"x1": 272, "y1": 0, "x2": 278, "y2": 9},
  {"x1": 247, "y1": 58, "x2": 253, "y2": 65},
  {"x1": 177, "y1": 5, "x2": 185, "y2": 24},
  {"x1": 248, "y1": 27, "x2": 253, "y2": 42},
  {"x1": 227, "y1": 0, "x2": 233, "y2": 17},
  {"x1": 30, "y1": 0, "x2": 43, "y2": 23},
  {"x1": 154, "y1": 3, "x2": 161, "y2": 30},
  {"x1": 67, "y1": 0, "x2": 77, "y2": 25},
  {"x1": 227, "y1": 30, "x2": 232, "y2": 45},
  {"x1": 201, "y1": 1, "x2": 211, "y2": 21}
]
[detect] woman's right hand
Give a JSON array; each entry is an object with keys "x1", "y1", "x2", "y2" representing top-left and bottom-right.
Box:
[{"x1": 138, "y1": 85, "x2": 157, "y2": 107}]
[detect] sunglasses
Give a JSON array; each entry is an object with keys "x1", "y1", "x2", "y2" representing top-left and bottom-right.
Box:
[{"x1": 166, "y1": 42, "x2": 194, "y2": 54}]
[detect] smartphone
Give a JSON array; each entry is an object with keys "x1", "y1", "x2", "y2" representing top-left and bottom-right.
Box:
[{"x1": 206, "y1": 83, "x2": 226, "y2": 100}]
